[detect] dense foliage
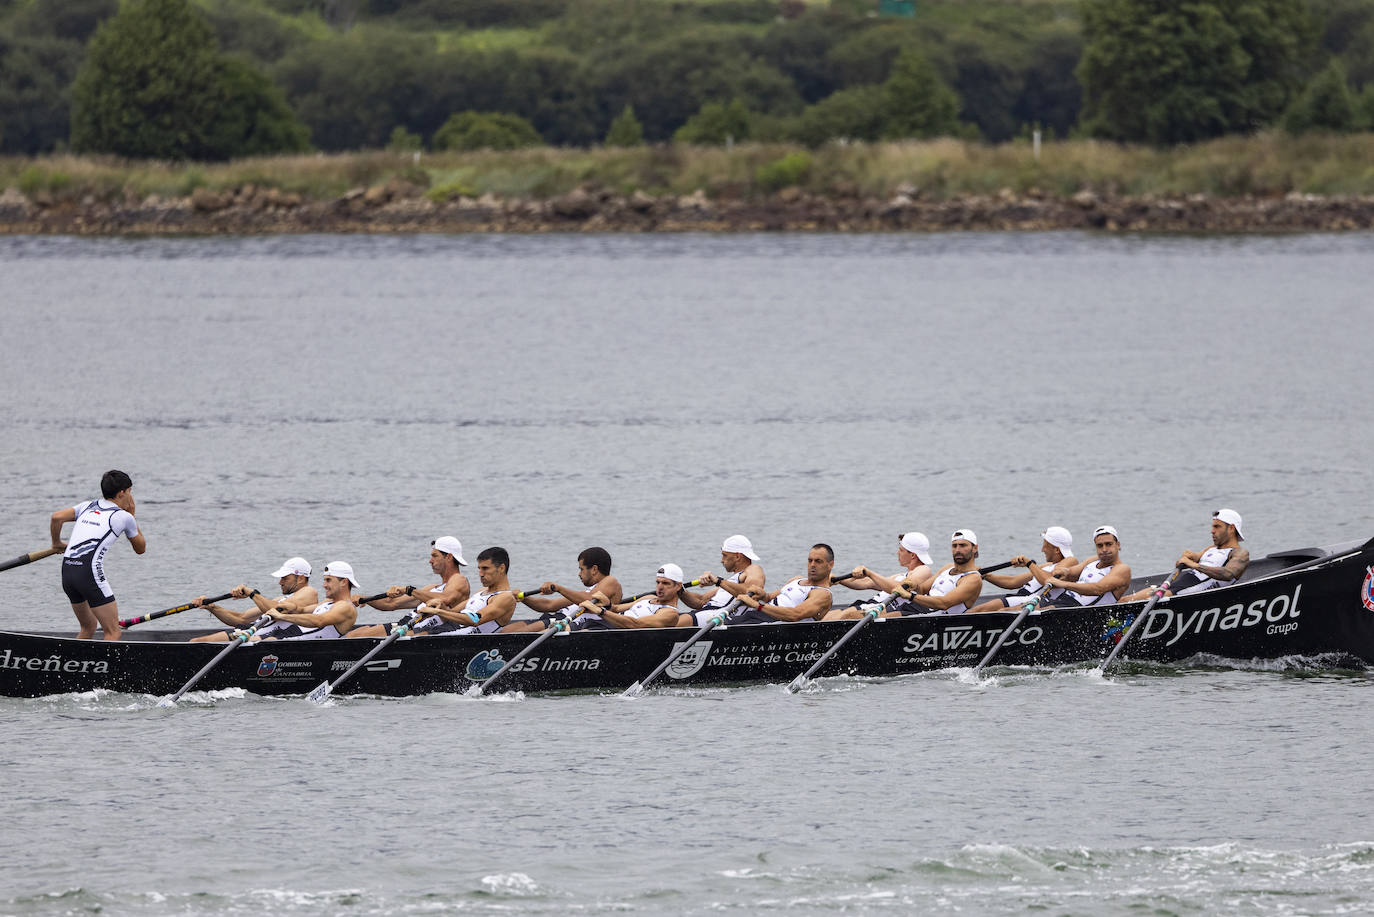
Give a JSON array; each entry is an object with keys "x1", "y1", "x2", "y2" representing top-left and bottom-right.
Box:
[{"x1": 1, "y1": 0, "x2": 1373, "y2": 159}]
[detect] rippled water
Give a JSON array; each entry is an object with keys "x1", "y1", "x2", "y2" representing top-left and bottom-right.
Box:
[{"x1": 2, "y1": 232, "x2": 1373, "y2": 915}]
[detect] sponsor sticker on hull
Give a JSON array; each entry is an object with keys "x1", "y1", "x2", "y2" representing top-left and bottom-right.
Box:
[{"x1": 1363, "y1": 567, "x2": 1374, "y2": 613}]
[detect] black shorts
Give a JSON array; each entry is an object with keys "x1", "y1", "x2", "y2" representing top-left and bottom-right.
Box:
[
  {"x1": 61, "y1": 559, "x2": 114, "y2": 609},
  {"x1": 724, "y1": 607, "x2": 777, "y2": 626},
  {"x1": 572, "y1": 618, "x2": 611, "y2": 632},
  {"x1": 259, "y1": 624, "x2": 304, "y2": 640}
]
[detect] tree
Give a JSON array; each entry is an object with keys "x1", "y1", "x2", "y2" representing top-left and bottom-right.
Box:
[
  {"x1": 1282, "y1": 59, "x2": 1360, "y2": 133},
  {"x1": 205, "y1": 56, "x2": 312, "y2": 156},
  {"x1": 881, "y1": 49, "x2": 963, "y2": 139},
  {"x1": 1078, "y1": 0, "x2": 1312, "y2": 145},
  {"x1": 432, "y1": 111, "x2": 541, "y2": 150},
  {"x1": 605, "y1": 104, "x2": 643, "y2": 146},
  {"x1": 674, "y1": 98, "x2": 751, "y2": 144},
  {"x1": 788, "y1": 84, "x2": 887, "y2": 146}
]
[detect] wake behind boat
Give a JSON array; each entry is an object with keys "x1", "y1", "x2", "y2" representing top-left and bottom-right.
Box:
[{"x1": 2, "y1": 537, "x2": 1372, "y2": 698}]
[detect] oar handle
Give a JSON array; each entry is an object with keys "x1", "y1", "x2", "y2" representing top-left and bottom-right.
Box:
[
  {"x1": 977, "y1": 560, "x2": 1016, "y2": 575},
  {"x1": 0, "y1": 545, "x2": 63, "y2": 573},
  {"x1": 121, "y1": 592, "x2": 235, "y2": 628},
  {"x1": 354, "y1": 592, "x2": 391, "y2": 607}
]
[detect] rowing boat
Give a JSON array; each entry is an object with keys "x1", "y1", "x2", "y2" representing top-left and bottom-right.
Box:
[{"x1": 3, "y1": 537, "x2": 1372, "y2": 698}]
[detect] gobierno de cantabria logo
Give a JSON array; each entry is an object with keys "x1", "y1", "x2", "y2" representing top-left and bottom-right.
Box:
[{"x1": 1363, "y1": 567, "x2": 1374, "y2": 614}]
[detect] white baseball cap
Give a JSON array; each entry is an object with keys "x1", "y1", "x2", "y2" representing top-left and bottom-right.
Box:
[
  {"x1": 322, "y1": 561, "x2": 362, "y2": 589},
  {"x1": 1042, "y1": 526, "x2": 1074, "y2": 555},
  {"x1": 431, "y1": 536, "x2": 468, "y2": 565},
  {"x1": 271, "y1": 556, "x2": 311, "y2": 578},
  {"x1": 951, "y1": 529, "x2": 978, "y2": 546},
  {"x1": 1093, "y1": 525, "x2": 1119, "y2": 541},
  {"x1": 721, "y1": 534, "x2": 760, "y2": 561},
  {"x1": 656, "y1": 563, "x2": 684, "y2": 584},
  {"x1": 1213, "y1": 508, "x2": 1245, "y2": 540},
  {"x1": 899, "y1": 532, "x2": 934, "y2": 565}
]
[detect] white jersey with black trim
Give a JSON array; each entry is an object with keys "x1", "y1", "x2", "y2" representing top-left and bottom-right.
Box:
[
  {"x1": 63, "y1": 499, "x2": 138, "y2": 572},
  {"x1": 775, "y1": 578, "x2": 827, "y2": 609},
  {"x1": 282, "y1": 601, "x2": 346, "y2": 640},
  {"x1": 702, "y1": 571, "x2": 742, "y2": 611},
  {"x1": 621, "y1": 597, "x2": 674, "y2": 620},
  {"x1": 1005, "y1": 559, "x2": 1073, "y2": 606},
  {"x1": 1066, "y1": 561, "x2": 1118, "y2": 606},
  {"x1": 923, "y1": 567, "x2": 977, "y2": 615},
  {"x1": 429, "y1": 589, "x2": 507, "y2": 636},
  {"x1": 253, "y1": 589, "x2": 309, "y2": 638},
  {"x1": 1173, "y1": 546, "x2": 1235, "y2": 595}
]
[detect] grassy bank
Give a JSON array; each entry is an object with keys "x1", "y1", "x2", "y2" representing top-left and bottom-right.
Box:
[{"x1": 5, "y1": 133, "x2": 1374, "y2": 205}]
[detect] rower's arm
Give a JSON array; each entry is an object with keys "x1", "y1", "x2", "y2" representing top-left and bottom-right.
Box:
[
  {"x1": 855, "y1": 567, "x2": 903, "y2": 593},
  {"x1": 760, "y1": 587, "x2": 832, "y2": 622},
  {"x1": 983, "y1": 570, "x2": 1032, "y2": 590},
  {"x1": 49, "y1": 506, "x2": 75, "y2": 548},
  {"x1": 520, "y1": 591, "x2": 571, "y2": 613},
  {"x1": 604, "y1": 605, "x2": 679, "y2": 629},
  {"x1": 678, "y1": 588, "x2": 716, "y2": 610},
  {"x1": 269, "y1": 602, "x2": 354, "y2": 628},
  {"x1": 555, "y1": 577, "x2": 623, "y2": 608},
  {"x1": 275, "y1": 588, "x2": 318, "y2": 613},
  {"x1": 910, "y1": 573, "x2": 983, "y2": 611},
  {"x1": 1191, "y1": 548, "x2": 1249, "y2": 583},
  {"x1": 1056, "y1": 565, "x2": 1132, "y2": 597}
]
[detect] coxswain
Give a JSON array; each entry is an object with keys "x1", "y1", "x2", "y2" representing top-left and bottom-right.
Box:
[
  {"x1": 501, "y1": 546, "x2": 622, "y2": 632},
  {"x1": 253, "y1": 561, "x2": 360, "y2": 640},
  {"x1": 678, "y1": 535, "x2": 766, "y2": 626},
  {"x1": 900, "y1": 530, "x2": 984, "y2": 615},
  {"x1": 347, "y1": 536, "x2": 471, "y2": 637},
  {"x1": 726, "y1": 544, "x2": 835, "y2": 624},
  {"x1": 574, "y1": 563, "x2": 685, "y2": 629},
  {"x1": 1042, "y1": 525, "x2": 1132, "y2": 607},
  {"x1": 1123, "y1": 509, "x2": 1249, "y2": 600},
  {"x1": 50, "y1": 469, "x2": 147, "y2": 640},
  {"x1": 190, "y1": 556, "x2": 319, "y2": 641},
  {"x1": 967, "y1": 526, "x2": 1075, "y2": 614},
  {"x1": 415, "y1": 547, "x2": 518, "y2": 636},
  {"x1": 822, "y1": 531, "x2": 934, "y2": 620}
]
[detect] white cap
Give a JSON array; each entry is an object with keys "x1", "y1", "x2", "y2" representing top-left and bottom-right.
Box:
[
  {"x1": 322, "y1": 561, "x2": 362, "y2": 589},
  {"x1": 721, "y1": 534, "x2": 760, "y2": 561},
  {"x1": 1213, "y1": 508, "x2": 1245, "y2": 540},
  {"x1": 1042, "y1": 526, "x2": 1074, "y2": 555},
  {"x1": 271, "y1": 556, "x2": 311, "y2": 578},
  {"x1": 656, "y1": 563, "x2": 684, "y2": 583},
  {"x1": 431, "y1": 536, "x2": 468, "y2": 566},
  {"x1": 899, "y1": 532, "x2": 934, "y2": 565},
  {"x1": 1093, "y1": 525, "x2": 1119, "y2": 541},
  {"x1": 951, "y1": 529, "x2": 978, "y2": 546}
]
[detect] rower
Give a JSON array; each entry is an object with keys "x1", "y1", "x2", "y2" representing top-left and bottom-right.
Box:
[
  {"x1": 190, "y1": 556, "x2": 319, "y2": 642},
  {"x1": 254, "y1": 561, "x2": 360, "y2": 640},
  {"x1": 822, "y1": 531, "x2": 934, "y2": 620},
  {"x1": 347, "y1": 536, "x2": 470, "y2": 637},
  {"x1": 901, "y1": 530, "x2": 984, "y2": 615},
  {"x1": 574, "y1": 563, "x2": 685, "y2": 629},
  {"x1": 415, "y1": 547, "x2": 517, "y2": 636},
  {"x1": 726, "y1": 544, "x2": 834, "y2": 625},
  {"x1": 967, "y1": 526, "x2": 1075, "y2": 614},
  {"x1": 678, "y1": 535, "x2": 766, "y2": 626},
  {"x1": 50, "y1": 469, "x2": 147, "y2": 641},
  {"x1": 1123, "y1": 509, "x2": 1249, "y2": 600},
  {"x1": 501, "y1": 546, "x2": 622, "y2": 632},
  {"x1": 1043, "y1": 525, "x2": 1133, "y2": 607}
]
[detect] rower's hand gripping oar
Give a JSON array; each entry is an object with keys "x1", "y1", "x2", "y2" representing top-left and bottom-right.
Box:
[
  {"x1": 1098, "y1": 567, "x2": 1186, "y2": 672},
  {"x1": 120, "y1": 593, "x2": 235, "y2": 629},
  {"x1": 307, "y1": 609, "x2": 421, "y2": 704},
  {"x1": 471, "y1": 602, "x2": 595, "y2": 696},
  {"x1": 159, "y1": 614, "x2": 272, "y2": 707},
  {"x1": 0, "y1": 545, "x2": 62, "y2": 573},
  {"x1": 622, "y1": 608, "x2": 731, "y2": 698},
  {"x1": 785, "y1": 586, "x2": 910, "y2": 693},
  {"x1": 973, "y1": 580, "x2": 1057, "y2": 673}
]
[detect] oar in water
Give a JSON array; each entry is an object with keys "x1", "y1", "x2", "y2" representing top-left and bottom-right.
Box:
[
  {"x1": 0, "y1": 545, "x2": 62, "y2": 573},
  {"x1": 785, "y1": 588, "x2": 908, "y2": 693},
  {"x1": 1098, "y1": 567, "x2": 1186, "y2": 672},
  {"x1": 120, "y1": 593, "x2": 235, "y2": 629},
  {"x1": 623, "y1": 607, "x2": 732, "y2": 698},
  {"x1": 307, "y1": 610, "x2": 421, "y2": 704},
  {"x1": 471, "y1": 605, "x2": 591, "y2": 696},
  {"x1": 973, "y1": 580, "x2": 1058, "y2": 673},
  {"x1": 159, "y1": 614, "x2": 271, "y2": 707}
]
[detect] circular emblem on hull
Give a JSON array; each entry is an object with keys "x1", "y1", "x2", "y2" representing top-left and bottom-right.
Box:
[{"x1": 1362, "y1": 566, "x2": 1374, "y2": 614}]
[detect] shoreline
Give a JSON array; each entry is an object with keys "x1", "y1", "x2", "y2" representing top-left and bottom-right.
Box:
[{"x1": 3, "y1": 185, "x2": 1373, "y2": 234}]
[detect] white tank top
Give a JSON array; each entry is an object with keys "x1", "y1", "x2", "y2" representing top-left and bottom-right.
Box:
[
  {"x1": 63, "y1": 500, "x2": 139, "y2": 573},
  {"x1": 430, "y1": 589, "x2": 507, "y2": 636},
  {"x1": 285, "y1": 601, "x2": 346, "y2": 640},
  {"x1": 1068, "y1": 562, "x2": 1118, "y2": 605},
  {"x1": 253, "y1": 588, "x2": 309, "y2": 638},
  {"x1": 927, "y1": 567, "x2": 976, "y2": 615},
  {"x1": 703, "y1": 572, "x2": 742, "y2": 611},
  {"x1": 622, "y1": 598, "x2": 673, "y2": 620},
  {"x1": 1174, "y1": 546, "x2": 1235, "y2": 595},
  {"x1": 1014, "y1": 559, "x2": 1071, "y2": 600},
  {"x1": 775, "y1": 579, "x2": 828, "y2": 611}
]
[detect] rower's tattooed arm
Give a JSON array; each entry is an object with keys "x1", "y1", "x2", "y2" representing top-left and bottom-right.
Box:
[{"x1": 1186, "y1": 547, "x2": 1250, "y2": 583}]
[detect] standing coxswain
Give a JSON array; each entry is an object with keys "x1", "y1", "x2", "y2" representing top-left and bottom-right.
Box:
[
  {"x1": 678, "y1": 535, "x2": 766, "y2": 626},
  {"x1": 502, "y1": 546, "x2": 622, "y2": 632},
  {"x1": 823, "y1": 530, "x2": 935, "y2": 620},
  {"x1": 191, "y1": 556, "x2": 319, "y2": 642},
  {"x1": 902, "y1": 530, "x2": 985, "y2": 615},
  {"x1": 727, "y1": 544, "x2": 835, "y2": 625},
  {"x1": 50, "y1": 469, "x2": 147, "y2": 640},
  {"x1": 348, "y1": 536, "x2": 471, "y2": 638},
  {"x1": 416, "y1": 547, "x2": 518, "y2": 636},
  {"x1": 967, "y1": 526, "x2": 1075, "y2": 614},
  {"x1": 253, "y1": 562, "x2": 360, "y2": 640},
  {"x1": 575, "y1": 563, "x2": 685, "y2": 629}
]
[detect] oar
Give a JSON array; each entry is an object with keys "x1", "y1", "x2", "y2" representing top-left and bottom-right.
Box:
[
  {"x1": 159, "y1": 614, "x2": 271, "y2": 707},
  {"x1": 120, "y1": 593, "x2": 235, "y2": 629},
  {"x1": 785, "y1": 590, "x2": 905, "y2": 693},
  {"x1": 307, "y1": 610, "x2": 421, "y2": 704},
  {"x1": 978, "y1": 560, "x2": 1016, "y2": 575},
  {"x1": 622, "y1": 608, "x2": 731, "y2": 698},
  {"x1": 621, "y1": 578, "x2": 705, "y2": 603},
  {"x1": 973, "y1": 580, "x2": 1057, "y2": 672},
  {"x1": 353, "y1": 591, "x2": 397, "y2": 608},
  {"x1": 0, "y1": 545, "x2": 62, "y2": 573},
  {"x1": 1098, "y1": 567, "x2": 1187, "y2": 672},
  {"x1": 471, "y1": 607, "x2": 590, "y2": 696}
]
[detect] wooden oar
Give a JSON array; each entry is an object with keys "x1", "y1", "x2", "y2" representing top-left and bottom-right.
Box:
[
  {"x1": 973, "y1": 580, "x2": 1057, "y2": 672},
  {"x1": 159, "y1": 614, "x2": 271, "y2": 706},
  {"x1": 785, "y1": 590, "x2": 906, "y2": 693},
  {"x1": 0, "y1": 545, "x2": 62, "y2": 573},
  {"x1": 308, "y1": 610, "x2": 421, "y2": 704},
  {"x1": 471, "y1": 606, "x2": 590, "y2": 696},
  {"x1": 622, "y1": 607, "x2": 732, "y2": 698},
  {"x1": 1098, "y1": 567, "x2": 1186, "y2": 672},
  {"x1": 120, "y1": 593, "x2": 234, "y2": 629}
]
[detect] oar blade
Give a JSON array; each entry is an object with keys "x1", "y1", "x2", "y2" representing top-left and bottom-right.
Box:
[
  {"x1": 622, "y1": 680, "x2": 644, "y2": 699},
  {"x1": 785, "y1": 673, "x2": 808, "y2": 693},
  {"x1": 156, "y1": 696, "x2": 177, "y2": 709},
  {"x1": 306, "y1": 681, "x2": 333, "y2": 705}
]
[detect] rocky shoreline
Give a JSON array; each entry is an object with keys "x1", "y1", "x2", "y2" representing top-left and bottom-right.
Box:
[{"x1": 2, "y1": 181, "x2": 1373, "y2": 234}]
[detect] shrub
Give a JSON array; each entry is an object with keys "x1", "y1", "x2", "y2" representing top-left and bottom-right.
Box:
[
  {"x1": 674, "y1": 99, "x2": 751, "y2": 144},
  {"x1": 387, "y1": 126, "x2": 424, "y2": 152},
  {"x1": 605, "y1": 104, "x2": 644, "y2": 147},
  {"x1": 1283, "y1": 60, "x2": 1360, "y2": 133},
  {"x1": 755, "y1": 150, "x2": 812, "y2": 191},
  {"x1": 432, "y1": 111, "x2": 542, "y2": 151}
]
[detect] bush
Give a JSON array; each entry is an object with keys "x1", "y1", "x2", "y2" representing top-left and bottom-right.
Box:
[
  {"x1": 605, "y1": 104, "x2": 644, "y2": 147},
  {"x1": 882, "y1": 50, "x2": 964, "y2": 140},
  {"x1": 387, "y1": 126, "x2": 423, "y2": 151},
  {"x1": 432, "y1": 111, "x2": 542, "y2": 150},
  {"x1": 1283, "y1": 60, "x2": 1361, "y2": 133},
  {"x1": 789, "y1": 85, "x2": 888, "y2": 146},
  {"x1": 674, "y1": 99, "x2": 751, "y2": 144},
  {"x1": 755, "y1": 150, "x2": 812, "y2": 191}
]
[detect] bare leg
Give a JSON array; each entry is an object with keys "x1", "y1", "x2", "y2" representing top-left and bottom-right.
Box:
[
  {"x1": 191, "y1": 631, "x2": 231, "y2": 643},
  {"x1": 71, "y1": 601, "x2": 96, "y2": 639},
  {"x1": 967, "y1": 599, "x2": 1011, "y2": 614},
  {"x1": 347, "y1": 624, "x2": 388, "y2": 638},
  {"x1": 90, "y1": 600, "x2": 123, "y2": 641},
  {"x1": 821, "y1": 606, "x2": 863, "y2": 621}
]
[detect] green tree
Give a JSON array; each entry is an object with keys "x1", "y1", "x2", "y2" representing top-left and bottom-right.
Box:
[
  {"x1": 881, "y1": 49, "x2": 963, "y2": 139},
  {"x1": 205, "y1": 56, "x2": 312, "y2": 156},
  {"x1": 674, "y1": 98, "x2": 750, "y2": 144},
  {"x1": 432, "y1": 110, "x2": 541, "y2": 150},
  {"x1": 788, "y1": 84, "x2": 887, "y2": 146},
  {"x1": 1078, "y1": 0, "x2": 1312, "y2": 145},
  {"x1": 605, "y1": 104, "x2": 643, "y2": 146},
  {"x1": 1282, "y1": 59, "x2": 1360, "y2": 133}
]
